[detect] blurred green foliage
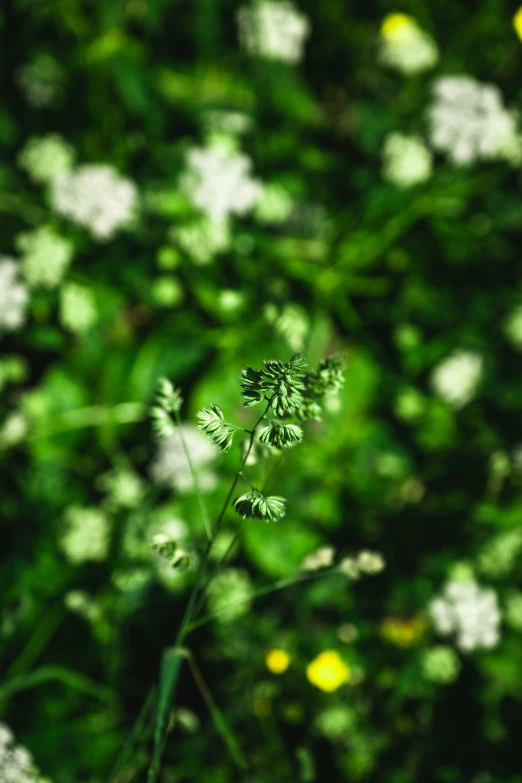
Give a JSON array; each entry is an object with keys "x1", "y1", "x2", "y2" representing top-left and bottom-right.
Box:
[{"x1": 2, "y1": 0, "x2": 522, "y2": 782}]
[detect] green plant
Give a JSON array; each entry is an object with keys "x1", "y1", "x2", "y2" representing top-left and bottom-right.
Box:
[{"x1": 146, "y1": 352, "x2": 345, "y2": 781}]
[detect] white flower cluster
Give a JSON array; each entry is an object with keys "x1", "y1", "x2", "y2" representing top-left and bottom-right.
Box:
[
  {"x1": 18, "y1": 135, "x2": 74, "y2": 184},
  {"x1": 50, "y1": 164, "x2": 138, "y2": 240},
  {"x1": 431, "y1": 350, "x2": 483, "y2": 409},
  {"x1": 150, "y1": 424, "x2": 218, "y2": 493},
  {"x1": 17, "y1": 226, "x2": 74, "y2": 289},
  {"x1": 382, "y1": 132, "x2": 433, "y2": 187},
  {"x1": 340, "y1": 550, "x2": 386, "y2": 578},
  {"x1": 0, "y1": 723, "x2": 47, "y2": 783},
  {"x1": 429, "y1": 76, "x2": 519, "y2": 165},
  {"x1": 0, "y1": 258, "x2": 29, "y2": 331},
  {"x1": 60, "y1": 506, "x2": 111, "y2": 564},
  {"x1": 180, "y1": 144, "x2": 262, "y2": 223},
  {"x1": 237, "y1": 1, "x2": 310, "y2": 64},
  {"x1": 301, "y1": 546, "x2": 336, "y2": 571},
  {"x1": 379, "y1": 14, "x2": 438, "y2": 76},
  {"x1": 429, "y1": 581, "x2": 501, "y2": 651}
]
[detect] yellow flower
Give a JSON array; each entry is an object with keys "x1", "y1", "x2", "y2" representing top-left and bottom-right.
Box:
[
  {"x1": 266, "y1": 649, "x2": 291, "y2": 674},
  {"x1": 306, "y1": 650, "x2": 350, "y2": 693},
  {"x1": 380, "y1": 13, "x2": 415, "y2": 40},
  {"x1": 514, "y1": 7, "x2": 522, "y2": 41}
]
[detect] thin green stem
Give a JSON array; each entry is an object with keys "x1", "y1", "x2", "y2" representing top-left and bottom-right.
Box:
[
  {"x1": 147, "y1": 399, "x2": 272, "y2": 782},
  {"x1": 187, "y1": 567, "x2": 342, "y2": 635}
]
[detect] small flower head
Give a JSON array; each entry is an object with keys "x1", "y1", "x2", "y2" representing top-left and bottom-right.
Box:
[
  {"x1": 258, "y1": 421, "x2": 303, "y2": 450},
  {"x1": 233, "y1": 490, "x2": 286, "y2": 521},
  {"x1": 241, "y1": 352, "x2": 307, "y2": 417},
  {"x1": 431, "y1": 350, "x2": 483, "y2": 408},
  {"x1": 197, "y1": 404, "x2": 237, "y2": 453},
  {"x1": 357, "y1": 550, "x2": 386, "y2": 575},
  {"x1": 429, "y1": 76, "x2": 518, "y2": 166},
  {"x1": 301, "y1": 547, "x2": 335, "y2": 572},
  {"x1": 151, "y1": 532, "x2": 195, "y2": 572},
  {"x1": 151, "y1": 377, "x2": 184, "y2": 438},
  {"x1": 306, "y1": 650, "x2": 351, "y2": 693},
  {"x1": 429, "y1": 580, "x2": 501, "y2": 652},
  {"x1": 237, "y1": 1, "x2": 310, "y2": 64},
  {"x1": 180, "y1": 143, "x2": 261, "y2": 222},
  {"x1": 266, "y1": 649, "x2": 291, "y2": 674},
  {"x1": 50, "y1": 164, "x2": 138, "y2": 240},
  {"x1": 379, "y1": 13, "x2": 438, "y2": 75}
]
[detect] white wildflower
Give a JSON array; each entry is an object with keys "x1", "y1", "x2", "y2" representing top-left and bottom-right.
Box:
[
  {"x1": 431, "y1": 350, "x2": 483, "y2": 408},
  {"x1": 0, "y1": 722, "x2": 46, "y2": 782},
  {"x1": 429, "y1": 76, "x2": 519, "y2": 165},
  {"x1": 339, "y1": 557, "x2": 361, "y2": 579},
  {"x1": 429, "y1": 580, "x2": 501, "y2": 652},
  {"x1": 0, "y1": 258, "x2": 29, "y2": 331},
  {"x1": 50, "y1": 164, "x2": 138, "y2": 240},
  {"x1": 59, "y1": 282, "x2": 97, "y2": 334},
  {"x1": 237, "y1": 1, "x2": 310, "y2": 64},
  {"x1": 17, "y1": 226, "x2": 73, "y2": 289},
  {"x1": 379, "y1": 14, "x2": 438, "y2": 76},
  {"x1": 382, "y1": 132, "x2": 433, "y2": 187},
  {"x1": 357, "y1": 550, "x2": 386, "y2": 575},
  {"x1": 18, "y1": 135, "x2": 75, "y2": 184},
  {"x1": 150, "y1": 424, "x2": 218, "y2": 493},
  {"x1": 180, "y1": 144, "x2": 261, "y2": 222},
  {"x1": 174, "y1": 217, "x2": 231, "y2": 264},
  {"x1": 301, "y1": 546, "x2": 336, "y2": 572},
  {"x1": 60, "y1": 507, "x2": 111, "y2": 564}
]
